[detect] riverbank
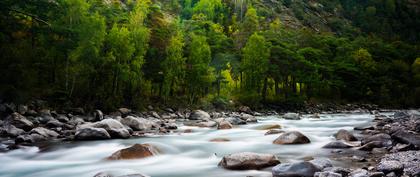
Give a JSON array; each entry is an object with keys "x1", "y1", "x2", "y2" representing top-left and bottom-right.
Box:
[{"x1": 0, "y1": 102, "x2": 419, "y2": 177}]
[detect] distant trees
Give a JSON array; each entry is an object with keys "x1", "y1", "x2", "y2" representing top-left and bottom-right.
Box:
[{"x1": 0, "y1": 0, "x2": 419, "y2": 109}]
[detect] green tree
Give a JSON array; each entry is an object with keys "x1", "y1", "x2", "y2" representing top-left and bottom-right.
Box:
[
  {"x1": 186, "y1": 34, "x2": 215, "y2": 103},
  {"x1": 241, "y1": 33, "x2": 271, "y2": 100},
  {"x1": 162, "y1": 28, "x2": 185, "y2": 100}
]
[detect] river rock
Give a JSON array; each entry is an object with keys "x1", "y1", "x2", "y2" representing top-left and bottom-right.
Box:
[
  {"x1": 323, "y1": 167, "x2": 351, "y2": 177},
  {"x1": 15, "y1": 134, "x2": 46, "y2": 144},
  {"x1": 391, "y1": 129, "x2": 420, "y2": 147},
  {"x1": 0, "y1": 125, "x2": 25, "y2": 137},
  {"x1": 273, "y1": 131, "x2": 311, "y2": 144},
  {"x1": 283, "y1": 113, "x2": 300, "y2": 120},
  {"x1": 75, "y1": 127, "x2": 111, "y2": 140},
  {"x1": 188, "y1": 110, "x2": 210, "y2": 120},
  {"x1": 56, "y1": 114, "x2": 69, "y2": 122},
  {"x1": 224, "y1": 117, "x2": 246, "y2": 125},
  {"x1": 210, "y1": 138, "x2": 230, "y2": 142},
  {"x1": 94, "y1": 110, "x2": 104, "y2": 121},
  {"x1": 184, "y1": 120, "x2": 217, "y2": 127},
  {"x1": 238, "y1": 106, "x2": 253, "y2": 114},
  {"x1": 376, "y1": 160, "x2": 403, "y2": 174},
  {"x1": 218, "y1": 152, "x2": 280, "y2": 170},
  {"x1": 394, "y1": 111, "x2": 409, "y2": 119},
  {"x1": 120, "y1": 116, "x2": 153, "y2": 131},
  {"x1": 335, "y1": 129, "x2": 358, "y2": 141},
  {"x1": 349, "y1": 169, "x2": 368, "y2": 177},
  {"x1": 10, "y1": 112, "x2": 34, "y2": 131},
  {"x1": 94, "y1": 119, "x2": 131, "y2": 139},
  {"x1": 46, "y1": 119, "x2": 64, "y2": 128},
  {"x1": 314, "y1": 172, "x2": 342, "y2": 177},
  {"x1": 30, "y1": 127, "x2": 59, "y2": 138},
  {"x1": 118, "y1": 108, "x2": 131, "y2": 116},
  {"x1": 323, "y1": 141, "x2": 354, "y2": 149},
  {"x1": 272, "y1": 161, "x2": 321, "y2": 177},
  {"x1": 362, "y1": 133, "x2": 392, "y2": 146},
  {"x1": 359, "y1": 141, "x2": 386, "y2": 151},
  {"x1": 255, "y1": 124, "x2": 282, "y2": 130},
  {"x1": 309, "y1": 158, "x2": 333, "y2": 170},
  {"x1": 94, "y1": 172, "x2": 149, "y2": 177},
  {"x1": 379, "y1": 151, "x2": 420, "y2": 176},
  {"x1": 265, "y1": 129, "x2": 285, "y2": 135},
  {"x1": 217, "y1": 121, "x2": 233, "y2": 129},
  {"x1": 107, "y1": 144, "x2": 159, "y2": 160}
]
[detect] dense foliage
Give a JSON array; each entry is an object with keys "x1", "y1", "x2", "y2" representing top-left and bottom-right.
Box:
[{"x1": 0, "y1": 0, "x2": 419, "y2": 110}]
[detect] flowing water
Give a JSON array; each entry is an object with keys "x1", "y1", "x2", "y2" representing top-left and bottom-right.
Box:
[{"x1": 0, "y1": 112, "x2": 381, "y2": 177}]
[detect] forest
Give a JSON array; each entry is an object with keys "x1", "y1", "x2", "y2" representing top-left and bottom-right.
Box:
[{"x1": 1, "y1": 0, "x2": 419, "y2": 111}]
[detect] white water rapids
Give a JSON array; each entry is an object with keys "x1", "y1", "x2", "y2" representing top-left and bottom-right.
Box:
[{"x1": 0, "y1": 112, "x2": 382, "y2": 177}]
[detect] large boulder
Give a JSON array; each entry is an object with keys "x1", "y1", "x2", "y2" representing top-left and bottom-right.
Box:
[
  {"x1": 217, "y1": 121, "x2": 233, "y2": 129},
  {"x1": 118, "y1": 108, "x2": 131, "y2": 116},
  {"x1": 120, "y1": 116, "x2": 153, "y2": 131},
  {"x1": 225, "y1": 117, "x2": 247, "y2": 125},
  {"x1": 10, "y1": 112, "x2": 34, "y2": 131},
  {"x1": 94, "y1": 119, "x2": 131, "y2": 139},
  {"x1": 273, "y1": 131, "x2": 311, "y2": 144},
  {"x1": 334, "y1": 129, "x2": 357, "y2": 141},
  {"x1": 283, "y1": 113, "x2": 300, "y2": 120},
  {"x1": 188, "y1": 110, "x2": 210, "y2": 120},
  {"x1": 272, "y1": 162, "x2": 321, "y2": 177},
  {"x1": 218, "y1": 152, "x2": 280, "y2": 170},
  {"x1": 106, "y1": 144, "x2": 159, "y2": 160},
  {"x1": 323, "y1": 141, "x2": 354, "y2": 149},
  {"x1": 30, "y1": 127, "x2": 59, "y2": 138},
  {"x1": 75, "y1": 127, "x2": 111, "y2": 140}
]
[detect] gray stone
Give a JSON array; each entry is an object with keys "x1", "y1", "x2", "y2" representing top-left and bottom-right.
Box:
[
  {"x1": 272, "y1": 161, "x2": 321, "y2": 177},
  {"x1": 219, "y1": 152, "x2": 280, "y2": 170},
  {"x1": 273, "y1": 131, "x2": 311, "y2": 144},
  {"x1": 335, "y1": 129, "x2": 358, "y2": 141},
  {"x1": 283, "y1": 113, "x2": 300, "y2": 120},
  {"x1": 120, "y1": 116, "x2": 153, "y2": 131},
  {"x1": 188, "y1": 110, "x2": 210, "y2": 120},
  {"x1": 75, "y1": 127, "x2": 111, "y2": 140},
  {"x1": 323, "y1": 141, "x2": 354, "y2": 149},
  {"x1": 314, "y1": 172, "x2": 342, "y2": 177},
  {"x1": 377, "y1": 160, "x2": 404, "y2": 174}
]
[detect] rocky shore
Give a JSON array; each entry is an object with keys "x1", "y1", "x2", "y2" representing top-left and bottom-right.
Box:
[{"x1": 0, "y1": 101, "x2": 419, "y2": 177}]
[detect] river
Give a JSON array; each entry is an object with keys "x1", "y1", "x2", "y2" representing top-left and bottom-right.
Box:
[{"x1": 0, "y1": 112, "x2": 385, "y2": 177}]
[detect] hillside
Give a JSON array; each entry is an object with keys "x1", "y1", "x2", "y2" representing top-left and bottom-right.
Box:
[{"x1": 0, "y1": 0, "x2": 419, "y2": 110}]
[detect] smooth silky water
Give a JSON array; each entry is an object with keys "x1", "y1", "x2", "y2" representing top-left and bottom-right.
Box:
[{"x1": 0, "y1": 113, "x2": 381, "y2": 177}]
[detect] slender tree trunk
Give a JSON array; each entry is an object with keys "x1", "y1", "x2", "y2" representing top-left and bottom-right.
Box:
[{"x1": 262, "y1": 77, "x2": 268, "y2": 102}]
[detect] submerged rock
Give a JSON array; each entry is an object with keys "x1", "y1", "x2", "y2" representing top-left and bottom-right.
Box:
[
  {"x1": 272, "y1": 161, "x2": 321, "y2": 177},
  {"x1": 210, "y1": 138, "x2": 230, "y2": 142},
  {"x1": 218, "y1": 152, "x2": 280, "y2": 170},
  {"x1": 335, "y1": 129, "x2": 358, "y2": 141},
  {"x1": 265, "y1": 129, "x2": 285, "y2": 135},
  {"x1": 255, "y1": 124, "x2": 282, "y2": 130},
  {"x1": 107, "y1": 144, "x2": 159, "y2": 160},
  {"x1": 273, "y1": 131, "x2": 311, "y2": 144}
]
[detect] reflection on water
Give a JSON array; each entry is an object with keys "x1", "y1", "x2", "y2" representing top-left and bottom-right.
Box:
[{"x1": 0, "y1": 113, "x2": 377, "y2": 177}]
